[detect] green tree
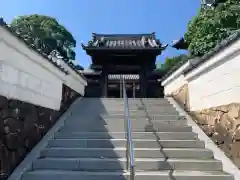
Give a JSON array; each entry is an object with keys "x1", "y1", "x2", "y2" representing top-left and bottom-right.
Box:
[
  {"x1": 184, "y1": 0, "x2": 240, "y2": 56},
  {"x1": 157, "y1": 54, "x2": 191, "y2": 73},
  {"x1": 11, "y1": 14, "x2": 76, "y2": 60}
]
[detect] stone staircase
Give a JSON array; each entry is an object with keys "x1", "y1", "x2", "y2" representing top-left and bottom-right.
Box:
[{"x1": 20, "y1": 98, "x2": 234, "y2": 180}]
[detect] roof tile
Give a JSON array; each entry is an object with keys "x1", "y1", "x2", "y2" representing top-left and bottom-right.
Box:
[{"x1": 82, "y1": 33, "x2": 167, "y2": 50}]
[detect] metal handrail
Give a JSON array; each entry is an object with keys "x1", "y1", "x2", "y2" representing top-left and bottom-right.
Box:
[{"x1": 121, "y1": 76, "x2": 135, "y2": 180}]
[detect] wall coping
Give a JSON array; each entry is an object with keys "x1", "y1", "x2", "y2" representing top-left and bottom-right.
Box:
[
  {"x1": 184, "y1": 30, "x2": 240, "y2": 75},
  {"x1": 0, "y1": 18, "x2": 87, "y2": 82},
  {"x1": 0, "y1": 37, "x2": 65, "y2": 81},
  {"x1": 0, "y1": 20, "x2": 87, "y2": 99},
  {"x1": 185, "y1": 37, "x2": 240, "y2": 82},
  {"x1": 161, "y1": 61, "x2": 189, "y2": 86},
  {"x1": 51, "y1": 57, "x2": 87, "y2": 86},
  {"x1": 161, "y1": 30, "x2": 240, "y2": 85},
  {"x1": 161, "y1": 58, "x2": 199, "y2": 86}
]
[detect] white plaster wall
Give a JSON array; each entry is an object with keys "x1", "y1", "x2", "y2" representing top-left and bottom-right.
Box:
[
  {"x1": 186, "y1": 39, "x2": 240, "y2": 111},
  {"x1": 0, "y1": 27, "x2": 87, "y2": 110},
  {"x1": 52, "y1": 57, "x2": 87, "y2": 95},
  {"x1": 164, "y1": 75, "x2": 187, "y2": 95},
  {"x1": 64, "y1": 74, "x2": 86, "y2": 96},
  {"x1": 161, "y1": 61, "x2": 189, "y2": 95},
  {"x1": 0, "y1": 27, "x2": 64, "y2": 110}
]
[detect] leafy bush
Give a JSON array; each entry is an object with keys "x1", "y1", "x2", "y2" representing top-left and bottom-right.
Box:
[
  {"x1": 157, "y1": 54, "x2": 191, "y2": 73},
  {"x1": 11, "y1": 14, "x2": 76, "y2": 60},
  {"x1": 185, "y1": 0, "x2": 240, "y2": 56}
]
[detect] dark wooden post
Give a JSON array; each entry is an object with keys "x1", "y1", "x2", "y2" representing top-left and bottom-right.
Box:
[
  {"x1": 140, "y1": 70, "x2": 147, "y2": 98},
  {"x1": 104, "y1": 70, "x2": 108, "y2": 97},
  {"x1": 100, "y1": 72, "x2": 104, "y2": 97},
  {"x1": 101, "y1": 68, "x2": 108, "y2": 97}
]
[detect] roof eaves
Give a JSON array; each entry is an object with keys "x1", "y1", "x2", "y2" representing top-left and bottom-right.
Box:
[
  {"x1": 172, "y1": 37, "x2": 189, "y2": 50},
  {"x1": 82, "y1": 71, "x2": 101, "y2": 76},
  {"x1": 83, "y1": 47, "x2": 165, "y2": 51}
]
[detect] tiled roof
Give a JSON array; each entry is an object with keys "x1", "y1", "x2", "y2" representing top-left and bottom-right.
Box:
[
  {"x1": 0, "y1": 18, "x2": 86, "y2": 80},
  {"x1": 201, "y1": 0, "x2": 224, "y2": 8},
  {"x1": 172, "y1": 37, "x2": 188, "y2": 50},
  {"x1": 201, "y1": 0, "x2": 216, "y2": 6},
  {"x1": 82, "y1": 33, "x2": 168, "y2": 50},
  {"x1": 149, "y1": 69, "x2": 165, "y2": 77},
  {"x1": 81, "y1": 69, "x2": 101, "y2": 75}
]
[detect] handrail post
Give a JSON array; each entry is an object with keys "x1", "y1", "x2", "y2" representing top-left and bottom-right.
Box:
[
  {"x1": 120, "y1": 75, "x2": 122, "y2": 98},
  {"x1": 121, "y1": 76, "x2": 135, "y2": 180}
]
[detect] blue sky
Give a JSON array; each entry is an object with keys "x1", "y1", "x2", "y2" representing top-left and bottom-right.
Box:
[{"x1": 0, "y1": 0, "x2": 200, "y2": 68}]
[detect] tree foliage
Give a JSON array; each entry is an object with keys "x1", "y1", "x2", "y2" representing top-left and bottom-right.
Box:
[
  {"x1": 157, "y1": 54, "x2": 191, "y2": 73},
  {"x1": 184, "y1": 0, "x2": 240, "y2": 56},
  {"x1": 11, "y1": 14, "x2": 76, "y2": 60}
]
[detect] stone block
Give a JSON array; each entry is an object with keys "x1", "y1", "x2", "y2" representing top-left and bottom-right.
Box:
[
  {"x1": 202, "y1": 124, "x2": 214, "y2": 136},
  {"x1": 172, "y1": 84, "x2": 190, "y2": 111},
  {"x1": 0, "y1": 84, "x2": 80, "y2": 179},
  {"x1": 227, "y1": 104, "x2": 240, "y2": 118},
  {"x1": 192, "y1": 102, "x2": 240, "y2": 168},
  {"x1": 0, "y1": 96, "x2": 8, "y2": 109}
]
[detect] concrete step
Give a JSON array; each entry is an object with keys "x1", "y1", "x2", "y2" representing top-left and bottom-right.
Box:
[
  {"x1": 100, "y1": 98, "x2": 169, "y2": 101},
  {"x1": 22, "y1": 170, "x2": 233, "y2": 180},
  {"x1": 101, "y1": 104, "x2": 174, "y2": 109},
  {"x1": 40, "y1": 147, "x2": 214, "y2": 159},
  {"x1": 104, "y1": 101, "x2": 172, "y2": 105},
  {"x1": 111, "y1": 119, "x2": 187, "y2": 125},
  {"x1": 103, "y1": 110, "x2": 179, "y2": 116},
  {"x1": 33, "y1": 158, "x2": 222, "y2": 171},
  {"x1": 103, "y1": 104, "x2": 175, "y2": 109},
  {"x1": 104, "y1": 106, "x2": 178, "y2": 112},
  {"x1": 105, "y1": 104, "x2": 175, "y2": 110},
  {"x1": 60, "y1": 123, "x2": 192, "y2": 132},
  {"x1": 100, "y1": 114, "x2": 180, "y2": 120},
  {"x1": 104, "y1": 109, "x2": 175, "y2": 113},
  {"x1": 54, "y1": 132, "x2": 198, "y2": 140},
  {"x1": 100, "y1": 98, "x2": 170, "y2": 101},
  {"x1": 101, "y1": 99, "x2": 169, "y2": 104},
  {"x1": 67, "y1": 119, "x2": 188, "y2": 127},
  {"x1": 48, "y1": 139, "x2": 204, "y2": 148}
]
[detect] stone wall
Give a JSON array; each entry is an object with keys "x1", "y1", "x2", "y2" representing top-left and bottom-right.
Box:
[
  {"x1": 190, "y1": 103, "x2": 240, "y2": 167},
  {"x1": 0, "y1": 84, "x2": 80, "y2": 179},
  {"x1": 171, "y1": 84, "x2": 190, "y2": 111},
  {"x1": 162, "y1": 27, "x2": 240, "y2": 169},
  {"x1": 171, "y1": 88, "x2": 240, "y2": 167}
]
